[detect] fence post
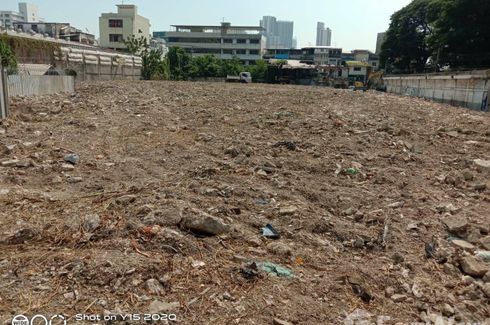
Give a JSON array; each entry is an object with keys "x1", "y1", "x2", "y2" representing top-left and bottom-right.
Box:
[{"x1": 0, "y1": 60, "x2": 9, "y2": 119}]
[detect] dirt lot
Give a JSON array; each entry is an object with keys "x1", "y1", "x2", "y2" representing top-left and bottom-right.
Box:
[{"x1": 0, "y1": 81, "x2": 489, "y2": 324}]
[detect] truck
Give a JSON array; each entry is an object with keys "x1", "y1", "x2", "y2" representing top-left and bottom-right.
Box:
[{"x1": 226, "y1": 72, "x2": 252, "y2": 83}]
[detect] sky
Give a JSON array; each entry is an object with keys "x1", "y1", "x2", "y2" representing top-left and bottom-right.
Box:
[{"x1": 1, "y1": 0, "x2": 412, "y2": 52}]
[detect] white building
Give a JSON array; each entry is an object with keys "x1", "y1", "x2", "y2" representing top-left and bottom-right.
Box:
[
  {"x1": 99, "y1": 4, "x2": 150, "y2": 50},
  {"x1": 316, "y1": 22, "x2": 332, "y2": 47},
  {"x1": 164, "y1": 22, "x2": 265, "y2": 65},
  {"x1": 0, "y1": 2, "x2": 41, "y2": 29}
]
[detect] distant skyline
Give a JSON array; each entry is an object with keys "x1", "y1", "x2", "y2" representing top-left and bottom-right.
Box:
[{"x1": 0, "y1": 0, "x2": 412, "y2": 51}]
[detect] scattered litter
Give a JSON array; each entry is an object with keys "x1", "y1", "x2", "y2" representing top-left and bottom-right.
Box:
[
  {"x1": 258, "y1": 261, "x2": 294, "y2": 278},
  {"x1": 261, "y1": 224, "x2": 280, "y2": 239},
  {"x1": 64, "y1": 153, "x2": 80, "y2": 165},
  {"x1": 344, "y1": 167, "x2": 359, "y2": 175},
  {"x1": 272, "y1": 141, "x2": 297, "y2": 151}
]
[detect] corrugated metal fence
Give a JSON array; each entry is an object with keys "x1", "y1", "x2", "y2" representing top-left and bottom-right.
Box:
[{"x1": 7, "y1": 75, "x2": 75, "y2": 97}]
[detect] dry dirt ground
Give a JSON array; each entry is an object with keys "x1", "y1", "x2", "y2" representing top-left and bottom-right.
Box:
[{"x1": 0, "y1": 81, "x2": 489, "y2": 325}]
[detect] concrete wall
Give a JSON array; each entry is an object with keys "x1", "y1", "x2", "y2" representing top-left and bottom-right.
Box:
[
  {"x1": 7, "y1": 75, "x2": 74, "y2": 97},
  {"x1": 57, "y1": 47, "x2": 142, "y2": 81},
  {"x1": 384, "y1": 70, "x2": 490, "y2": 112}
]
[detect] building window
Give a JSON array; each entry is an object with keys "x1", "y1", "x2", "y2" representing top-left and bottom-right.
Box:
[
  {"x1": 222, "y1": 49, "x2": 234, "y2": 54},
  {"x1": 237, "y1": 39, "x2": 247, "y2": 44},
  {"x1": 372, "y1": 62, "x2": 377, "y2": 67},
  {"x1": 109, "y1": 19, "x2": 123, "y2": 28},
  {"x1": 249, "y1": 50, "x2": 259, "y2": 55},
  {"x1": 236, "y1": 49, "x2": 246, "y2": 55},
  {"x1": 223, "y1": 38, "x2": 233, "y2": 43},
  {"x1": 109, "y1": 34, "x2": 123, "y2": 42},
  {"x1": 353, "y1": 67, "x2": 362, "y2": 71},
  {"x1": 250, "y1": 39, "x2": 259, "y2": 44}
]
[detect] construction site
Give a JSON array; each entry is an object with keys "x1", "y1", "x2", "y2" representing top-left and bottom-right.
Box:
[{"x1": 0, "y1": 81, "x2": 489, "y2": 324}]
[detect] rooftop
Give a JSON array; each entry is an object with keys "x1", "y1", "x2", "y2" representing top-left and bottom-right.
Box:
[{"x1": 346, "y1": 61, "x2": 371, "y2": 67}]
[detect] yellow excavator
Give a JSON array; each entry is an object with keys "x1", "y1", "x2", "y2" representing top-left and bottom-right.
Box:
[{"x1": 367, "y1": 71, "x2": 386, "y2": 91}]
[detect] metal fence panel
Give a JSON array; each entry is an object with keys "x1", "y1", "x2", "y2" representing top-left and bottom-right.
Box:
[{"x1": 7, "y1": 75, "x2": 74, "y2": 97}]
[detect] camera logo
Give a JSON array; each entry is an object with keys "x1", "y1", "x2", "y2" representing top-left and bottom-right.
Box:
[
  {"x1": 11, "y1": 315, "x2": 29, "y2": 325},
  {"x1": 11, "y1": 314, "x2": 66, "y2": 325}
]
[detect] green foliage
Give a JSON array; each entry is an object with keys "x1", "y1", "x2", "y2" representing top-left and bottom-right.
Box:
[
  {"x1": 381, "y1": 0, "x2": 490, "y2": 73},
  {"x1": 429, "y1": 0, "x2": 490, "y2": 68},
  {"x1": 248, "y1": 60, "x2": 268, "y2": 81},
  {"x1": 189, "y1": 55, "x2": 221, "y2": 78},
  {"x1": 142, "y1": 49, "x2": 169, "y2": 80},
  {"x1": 0, "y1": 39, "x2": 17, "y2": 70},
  {"x1": 167, "y1": 47, "x2": 192, "y2": 80},
  {"x1": 0, "y1": 34, "x2": 59, "y2": 65},
  {"x1": 124, "y1": 35, "x2": 148, "y2": 56},
  {"x1": 124, "y1": 35, "x2": 168, "y2": 80},
  {"x1": 219, "y1": 56, "x2": 243, "y2": 77}
]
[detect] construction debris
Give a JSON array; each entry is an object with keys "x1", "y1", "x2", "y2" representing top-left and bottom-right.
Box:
[{"x1": 0, "y1": 81, "x2": 489, "y2": 324}]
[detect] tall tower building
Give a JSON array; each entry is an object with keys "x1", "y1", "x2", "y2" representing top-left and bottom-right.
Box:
[
  {"x1": 316, "y1": 21, "x2": 332, "y2": 46},
  {"x1": 260, "y1": 16, "x2": 294, "y2": 49}
]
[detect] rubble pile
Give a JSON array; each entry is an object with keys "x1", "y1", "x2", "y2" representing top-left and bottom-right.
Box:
[{"x1": 0, "y1": 81, "x2": 489, "y2": 324}]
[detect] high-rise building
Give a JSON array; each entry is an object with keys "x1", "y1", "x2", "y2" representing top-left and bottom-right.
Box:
[
  {"x1": 276, "y1": 20, "x2": 294, "y2": 49},
  {"x1": 260, "y1": 15, "x2": 294, "y2": 49},
  {"x1": 316, "y1": 22, "x2": 332, "y2": 46},
  {"x1": 375, "y1": 32, "x2": 386, "y2": 55}
]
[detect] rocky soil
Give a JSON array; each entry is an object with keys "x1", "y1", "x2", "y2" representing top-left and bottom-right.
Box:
[{"x1": 0, "y1": 81, "x2": 489, "y2": 324}]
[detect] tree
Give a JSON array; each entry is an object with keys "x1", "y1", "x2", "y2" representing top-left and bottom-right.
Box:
[
  {"x1": 189, "y1": 55, "x2": 221, "y2": 78},
  {"x1": 123, "y1": 35, "x2": 168, "y2": 80},
  {"x1": 219, "y1": 56, "x2": 243, "y2": 77},
  {"x1": 380, "y1": 0, "x2": 442, "y2": 73},
  {"x1": 124, "y1": 35, "x2": 148, "y2": 56},
  {"x1": 0, "y1": 39, "x2": 17, "y2": 71},
  {"x1": 248, "y1": 60, "x2": 268, "y2": 82},
  {"x1": 381, "y1": 0, "x2": 490, "y2": 72},
  {"x1": 167, "y1": 47, "x2": 191, "y2": 80},
  {"x1": 429, "y1": 0, "x2": 490, "y2": 68}
]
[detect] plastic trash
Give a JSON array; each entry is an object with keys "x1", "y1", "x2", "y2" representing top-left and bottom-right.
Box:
[
  {"x1": 344, "y1": 168, "x2": 359, "y2": 175},
  {"x1": 261, "y1": 224, "x2": 280, "y2": 239},
  {"x1": 475, "y1": 251, "x2": 490, "y2": 262},
  {"x1": 258, "y1": 262, "x2": 293, "y2": 278}
]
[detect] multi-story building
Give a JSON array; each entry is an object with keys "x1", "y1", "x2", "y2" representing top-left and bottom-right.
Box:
[
  {"x1": 0, "y1": 2, "x2": 41, "y2": 29},
  {"x1": 99, "y1": 4, "x2": 150, "y2": 51},
  {"x1": 302, "y1": 46, "x2": 342, "y2": 66},
  {"x1": 276, "y1": 20, "x2": 294, "y2": 49},
  {"x1": 316, "y1": 22, "x2": 332, "y2": 47},
  {"x1": 375, "y1": 32, "x2": 386, "y2": 55},
  {"x1": 263, "y1": 48, "x2": 303, "y2": 60},
  {"x1": 163, "y1": 22, "x2": 265, "y2": 65},
  {"x1": 260, "y1": 16, "x2": 294, "y2": 49},
  {"x1": 350, "y1": 49, "x2": 380, "y2": 70},
  {"x1": 13, "y1": 22, "x2": 95, "y2": 44}
]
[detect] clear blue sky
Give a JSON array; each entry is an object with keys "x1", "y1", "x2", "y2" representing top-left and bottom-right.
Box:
[{"x1": 1, "y1": 0, "x2": 412, "y2": 51}]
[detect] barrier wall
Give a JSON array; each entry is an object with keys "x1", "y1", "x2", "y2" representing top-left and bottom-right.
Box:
[
  {"x1": 57, "y1": 47, "x2": 142, "y2": 81},
  {"x1": 7, "y1": 75, "x2": 75, "y2": 97},
  {"x1": 384, "y1": 70, "x2": 490, "y2": 111}
]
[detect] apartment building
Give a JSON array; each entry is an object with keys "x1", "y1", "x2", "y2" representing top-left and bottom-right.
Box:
[
  {"x1": 259, "y1": 16, "x2": 294, "y2": 49},
  {"x1": 302, "y1": 46, "x2": 342, "y2": 66},
  {"x1": 316, "y1": 22, "x2": 332, "y2": 47},
  {"x1": 164, "y1": 22, "x2": 266, "y2": 65},
  {"x1": 99, "y1": 4, "x2": 150, "y2": 50},
  {"x1": 0, "y1": 2, "x2": 41, "y2": 29}
]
